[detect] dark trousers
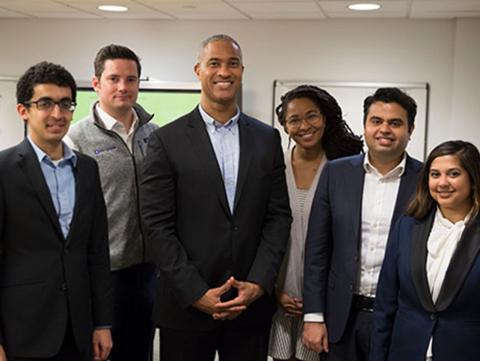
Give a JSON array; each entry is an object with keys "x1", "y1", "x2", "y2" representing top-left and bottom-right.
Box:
[
  {"x1": 10, "y1": 319, "x2": 84, "y2": 361},
  {"x1": 321, "y1": 309, "x2": 372, "y2": 361},
  {"x1": 159, "y1": 321, "x2": 271, "y2": 361},
  {"x1": 109, "y1": 263, "x2": 156, "y2": 361}
]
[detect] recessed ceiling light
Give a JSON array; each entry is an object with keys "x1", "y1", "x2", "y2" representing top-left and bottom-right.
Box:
[
  {"x1": 348, "y1": 3, "x2": 381, "y2": 11},
  {"x1": 98, "y1": 5, "x2": 129, "y2": 12}
]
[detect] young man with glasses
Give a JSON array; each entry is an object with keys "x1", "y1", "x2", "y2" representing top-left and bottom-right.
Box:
[
  {"x1": 0, "y1": 61, "x2": 112, "y2": 361},
  {"x1": 65, "y1": 44, "x2": 157, "y2": 361}
]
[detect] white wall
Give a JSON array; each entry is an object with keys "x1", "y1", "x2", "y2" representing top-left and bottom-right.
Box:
[
  {"x1": 0, "y1": 18, "x2": 478, "y2": 152},
  {"x1": 451, "y1": 18, "x2": 480, "y2": 148}
]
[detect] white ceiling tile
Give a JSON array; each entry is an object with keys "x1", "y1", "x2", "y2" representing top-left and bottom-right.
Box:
[
  {"x1": 232, "y1": 1, "x2": 325, "y2": 19},
  {"x1": 226, "y1": 0, "x2": 313, "y2": 3},
  {"x1": 0, "y1": 0, "x2": 99, "y2": 18},
  {"x1": 59, "y1": 0, "x2": 172, "y2": 18},
  {"x1": 138, "y1": 2, "x2": 247, "y2": 19},
  {"x1": 411, "y1": 0, "x2": 480, "y2": 18},
  {"x1": 319, "y1": 1, "x2": 409, "y2": 18},
  {"x1": 0, "y1": 0, "x2": 479, "y2": 19},
  {"x1": 0, "y1": 6, "x2": 31, "y2": 18}
]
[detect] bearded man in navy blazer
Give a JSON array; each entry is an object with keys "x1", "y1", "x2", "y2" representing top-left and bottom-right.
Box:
[
  {"x1": 141, "y1": 34, "x2": 292, "y2": 361},
  {"x1": 302, "y1": 88, "x2": 423, "y2": 361},
  {"x1": 0, "y1": 62, "x2": 112, "y2": 361}
]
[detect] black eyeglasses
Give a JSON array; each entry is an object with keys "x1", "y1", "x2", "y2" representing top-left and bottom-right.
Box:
[{"x1": 23, "y1": 98, "x2": 77, "y2": 112}]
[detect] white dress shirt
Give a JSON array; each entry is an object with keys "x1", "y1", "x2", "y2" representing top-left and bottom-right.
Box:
[
  {"x1": 357, "y1": 153, "x2": 406, "y2": 296},
  {"x1": 304, "y1": 153, "x2": 405, "y2": 322},
  {"x1": 95, "y1": 104, "x2": 138, "y2": 152},
  {"x1": 64, "y1": 104, "x2": 139, "y2": 153}
]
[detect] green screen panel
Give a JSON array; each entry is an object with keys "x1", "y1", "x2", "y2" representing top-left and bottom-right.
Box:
[
  {"x1": 138, "y1": 90, "x2": 200, "y2": 126},
  {"x1": 72, "y1": 90, "x2": 98, "y2": 123},
  {"x1": 72, "y1": 88, "x2": 201, "y2": 127}
]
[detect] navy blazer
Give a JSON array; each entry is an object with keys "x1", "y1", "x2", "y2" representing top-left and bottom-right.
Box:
[
  {"x1": 0, "y1": 139, "x2": 112, "y2": 358},
  {"x1": 371, "y1": 211, "x2": 480, "y2": 361},
  {"x1": 303, "y1": 153, "x2": 422, "y2": 342},
  {"x1": 141, "y1": 107, "x2": 292, "y2": 330}
]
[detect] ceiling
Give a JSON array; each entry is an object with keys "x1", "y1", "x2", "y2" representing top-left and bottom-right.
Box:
[{"x1": 0, "y1": 0, "x2": 479, "y2": 20}]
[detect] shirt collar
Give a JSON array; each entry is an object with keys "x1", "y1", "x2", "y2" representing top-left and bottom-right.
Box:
[
  {"x1": 27, "y1": 135, "x2": 77, "y2": 167},
  {"x1": 363, "y1": 152, "x2": 407, "y2": 179},
  {"x1": 95, "y1": 103, "x2": 138, "y2": 133},
  {"x1": 435, "y1": 206, "x2": 474, "y2": 228},
  {"x1": 198, "y1": 104, "x2": 240, "y2": 131}
]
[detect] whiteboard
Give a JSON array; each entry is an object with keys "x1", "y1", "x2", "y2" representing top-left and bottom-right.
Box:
[
  {"x1": 0, "y1": 77, "x2": 24, "y2": 150},
  {"x1": 272, "y1": 81, "x2": 429, "y2": 161}
]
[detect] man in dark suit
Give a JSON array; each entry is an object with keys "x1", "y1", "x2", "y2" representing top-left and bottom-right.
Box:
[
  {"x1": 302, "y1": 88, "x2": 423, "y2": 361},
  {"x1": 141, "y1": 34, "x2": 292, "y2": 361},
  {"x1": 0, "y1": 62, "x2": 112, "y2": 361}
]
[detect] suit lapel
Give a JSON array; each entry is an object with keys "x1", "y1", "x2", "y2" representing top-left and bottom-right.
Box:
[
  {"x1": 185, "y1": 108, "x2": 231, "y2": 217},
  {"x1": 436, "y1": 216, "x2": 480, "y2": 311},
  {"x1": 64, "y1": 155, "x2": 81, "y2": 246},
  {"x1": 349, "y1": 155, "x2": 366, "y2": 248},
  {"x1": 17, "y1": 139, "x2": 64, "y2": 240},
  {"x1": 410, "y1": 211, "x2": 436, "y2": 312},
  {"x1": 233, "y1": 115, "x2": 252, "y2": 213},
  {"x1": 391, "y1": 156, "x2": 419, "y2": 227}
]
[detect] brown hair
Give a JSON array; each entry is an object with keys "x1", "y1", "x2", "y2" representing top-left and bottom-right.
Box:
[
  {"x1": 406, "y1": 140, "x2": 480, "y2": 220},
  {"x1": 94, "y1": 44, "x2": 141, "y2": 78}
]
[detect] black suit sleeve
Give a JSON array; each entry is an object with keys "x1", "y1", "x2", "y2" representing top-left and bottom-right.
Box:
[
  {"x1": 246, "y1": 130, "x2": 292, "y2": 294},
  {"x1": 141, "y1": 131, "x2": 209, "y2": 308},
  {"x1": 370, "y1": 217, "x2": 403, "y2": 361},
  {"x1": 87, "y1": 160, "x2": 113, "y2": 327},
  {"x1": 303, "y1": 162, "x2": 333, "y2": 313}
]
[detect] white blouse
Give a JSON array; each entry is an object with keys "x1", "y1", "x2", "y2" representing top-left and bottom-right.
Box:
[{"x1": 425, "y1": 207, "x2": 471, "y2": 359}]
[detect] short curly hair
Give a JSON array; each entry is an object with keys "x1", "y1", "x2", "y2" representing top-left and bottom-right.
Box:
[{"x1": 16, "y1": 61, "x2": 77, "y2": 104}]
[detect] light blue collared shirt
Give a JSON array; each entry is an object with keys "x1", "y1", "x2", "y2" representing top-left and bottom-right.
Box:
[
  {"x1": 28, "y1": 136, "x2": 77, "y2": 239},
  {"x1": 199, "y1": 105, "x2": 240, "y2": 213}
]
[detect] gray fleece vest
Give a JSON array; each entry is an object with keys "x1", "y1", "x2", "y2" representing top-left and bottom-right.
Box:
[{"x1": 68, "y1": 103, "x2": 157, "y2": 270}]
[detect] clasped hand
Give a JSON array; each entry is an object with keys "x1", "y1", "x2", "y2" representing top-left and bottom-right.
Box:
[{"x1": 192, "y1": 276, "x2": 264, "y2": 321}]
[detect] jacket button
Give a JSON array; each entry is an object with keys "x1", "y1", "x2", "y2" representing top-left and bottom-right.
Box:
[
  {"x1": 430, "y1": 313, "x2": 437, "y2": 320},
  {"x1": 61, "y1": 283, "x2": 68, "y2": 292}
]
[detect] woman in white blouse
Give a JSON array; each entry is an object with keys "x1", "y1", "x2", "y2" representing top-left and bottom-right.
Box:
[
  {"x1": 371, "y1": 140, "x2": 480, "y2": 361},
  {"x1": 269, "y1": 85, "x2": 363, "y2": 361}
]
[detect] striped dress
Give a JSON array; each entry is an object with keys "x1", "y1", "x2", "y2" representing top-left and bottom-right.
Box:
[{"x1": 268, "y1": 148, "x2": 326, "y2": 361}]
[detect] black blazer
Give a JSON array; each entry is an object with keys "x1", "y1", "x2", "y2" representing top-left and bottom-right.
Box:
[
  {"x1": 0, "y1": 139, "x2": 112, "y2": 358},
  {"x1": 141, "y1": 107, "x2": 292, "y2": 330},
  {"x1": 303, "y1": 153, "x2": 422, "y2": 342},
  {"x1": 372, "y1": 212, "x2": 480, "y2": 361}
]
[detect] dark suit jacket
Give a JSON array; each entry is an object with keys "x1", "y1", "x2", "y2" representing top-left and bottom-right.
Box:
[
  {"x1": 0, "y1": 139, "x2": 112, "y2": 358},
  {"x1": 303, "y1": 153, "x2": 422, "y2": 342},
  {"x1": 371, "y1": 212, "x2": 480, "y2": 361},
  {"x1": 141, "y1": 107, "x2": 292, "y2": 330}
]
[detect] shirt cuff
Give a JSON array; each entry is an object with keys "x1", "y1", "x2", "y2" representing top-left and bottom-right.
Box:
[
  {"x1": 304, "y1": 313, "x2": 325, "y2": 322},
  {"x1": 95, "y1": 325, "x2": 112, "y2": 330}
]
